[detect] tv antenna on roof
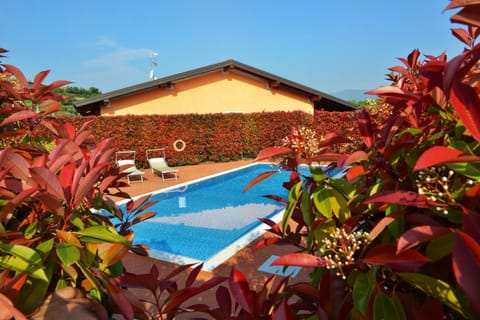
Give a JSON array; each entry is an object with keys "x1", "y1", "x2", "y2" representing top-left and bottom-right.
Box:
[{"x1": 149, "y1": 51, "x2": 158, "y2": 80}]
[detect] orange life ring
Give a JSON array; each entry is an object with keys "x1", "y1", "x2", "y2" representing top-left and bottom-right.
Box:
[{"x1": 173, "y1": 139, "x2": 186, "y2": 152}]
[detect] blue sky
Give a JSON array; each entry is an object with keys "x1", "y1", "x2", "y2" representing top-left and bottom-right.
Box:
[{"x1": 1, "y1": 1, "x2": 464, "y2": 98}]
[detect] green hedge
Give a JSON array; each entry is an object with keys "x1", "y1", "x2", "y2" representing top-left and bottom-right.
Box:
[{"x1": 45, "y1": 110, "x2": 359, "y2": 167}]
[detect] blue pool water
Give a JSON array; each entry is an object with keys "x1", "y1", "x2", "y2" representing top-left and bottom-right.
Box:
[{"x1": 120, "y1": 163, "x2": 294, "y2": 270}]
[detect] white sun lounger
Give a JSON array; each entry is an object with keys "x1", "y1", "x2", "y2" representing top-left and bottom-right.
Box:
[
  {"x1": 146, "y1": 148, "x2": 179, "y2": 182},
  {"x1": 115, "y1": 151, "x2": 145, "y2": 183}
]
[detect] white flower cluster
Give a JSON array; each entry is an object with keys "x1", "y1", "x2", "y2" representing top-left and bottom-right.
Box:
[
  {"x1": 320, "y1": 227, "x2": 369, "y2": 279},
  {"x1": 416, "y1": 166, "x2": 474, "y2": 215}
]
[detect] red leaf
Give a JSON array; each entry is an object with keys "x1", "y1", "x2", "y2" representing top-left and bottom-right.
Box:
[
  {"x1": 42, "y1": 101, "x2": 60, "y2": 116},
  {"x1": 149, "y1": 263, "x2": 159, "y2": 280},
  {"x1": 453, "y1": 231, "x2": 480, "y2": 315},
  {"x1": 366, "y1": 85, "x2": 420, "y2": 101},
  {"x1": 0, "y1": 294, "x2": 27, "y2": 320},
  {"x1": 63, "y1": 122, "x2": 76, "y2": 141},
  {"x1": 0, "y1": 150, "x2": 30, "y2": 180},
  {"x1": 363, "y1": 190, "x2": 438, "y2": 208},
  {"x1": 48, "y1": 140, "x2": 67, "y2": 161},
  {"x1": 254, "y1": 237, "x2": 281, "y2": 251},
  {"x1": 262, "y1": 221, "x2": 284, "y2": 239},
  {"x1": 163, "y1": 263, "x2": 195, "y2": 281},
  {"x1": 35, "y1": 193, "x2": 64, "y2": 213},
  {"x1": 272, "y1": 253, "x2": 326, "y2": 267},
  {"x1": 358, "y1": 108, "x2": 375, "y2": 148},
  {"x1": 198, "y1": 276, "x2": 227, "y2": 292},
  {"x1": 462, "y1": 207, "x2": 480, "y2": 243},
  {"x1": 185, "y1": 264, "x2": 202, "y2": 288},
  {"x1": 131, "y1": 211, "x2": 157, "y2": 226},
  {"x1": 311, "y1": 152, "x2": 345, "y2": 162},
  {"x1": 368, "y1": 210, "x2": 406, "y2": 242},
  {"x1": 407, "y1": 49, "x2": 420, "y2": 68},
  {"x1": 413, "y1": 146, "x2": 480, "y2": 171},
  {"x1": 0, "y1": 79, "x2": 22, "y2": 101},
  {"x1": 40, "y1": 118, "x2": 58, "y2": 135},
  {"x1": 346, "y1": 165, "x2": 366, "y2": 182},
  {"x1": 105, "y1": 279, "x2": 134, "y2": 320},
  {"x1": 318, "y1": 133, "x2": 351, "y2": 148},
  {"x1": 3, "y1": 64, "x2": 29, "y2": 89},
  {"x1": 451, "y1": 27, "x2": 473, "y2": 46},
  {"x1": 77, "y1": 119, "x2": 95, "y2": 134},
  {"x1": 243, "y1": 170, "x2": 278, "y2": 193},
  {"x1": 443, "y1": 52, "x2": 467, "y2": 92},
  {"x1": 126, "y1": 194, "x2": 152, "y2": 213},
  {"x1": 462, "y1": 183, "x2": 480, "y2": 211},
  {"x1": 339, "y1": 150, "x2": 369, "y2": 167},
  {"x1": 120, "y1": 272, "x2": 158, "y2": 293},
  {"x1": 0, "y1": 110, "x2": 39, "y2": 127},
  {"x1": 397, "y1": 225, "x2": 452, "y2": 254},
  {"x1": 48, "y1": 154, "x2": 72, "y2": 175},
  {"x1": 1, "y1": 272, "x2": 27, "y2": 303},
  {"x1": 389, "y1": 65, "x2": 409, "y2": 76},
  {"x1": 255, "y1": 147, "x2": 292, "y2": 162},
  {"x1": 0, "y1": 188, "x2": 38, "y2": 220},
  {"x1": 97, "y1": 150, "x2": 116, "y2": 170},
  {"x1": 263, "y1": 194, "x2": 288, "y2": 205},
  {"x1": 449, "y1": 4, "x2": 480, "y2": 28},
  {"x1": 74, "y1": 129, "x2": 93, "y2": 146},
  {"x1": 362, "y1": 244, "x2": 431, "y2": 271},
  {"x1": 422, "y1": 57, "x2": 447, "y2": 72},
  {"x1": 229, "y1": 267, "x2": 253, "y2": 313},
  {"x1": 286, "y1": 282, "x2": 321, "y2": 300},
  {"x1": 429, "y1": 86, "x2": 448, "y2": 109},
  {"x1": 29, "y1": 167, "x2": 65, "y2": 201},
  {"x1": 450, "y1": 80, "x2": 480, "y2": 142},
  {"x1": 317, "y1": 270, "x2": 346, "y2": 319},
  {"x1": 33, "y1": 70, "x2": 50, "y2": 96},
  {"x1": 58, "y1": 163, "x2": 75, "y2": 201},
  {"x1": 163, "y1": 287, "x2": 200, "y2": 314},
  {"x1": 70, "y1": 158, "x2": 89, "y2": 198},
  {"x1": 405, "y1": 213, "x2": 443, "y2": 227},
  {"x1": 90, "y1": 139, "x2": 115, "y2": 167},
  {"x1": 215, "y1": 286, "x2": 232, "y2": 314},
  {"x1": 270, "y1": 276, "x2": 288, "y2": 299},
  {"x1": 273, "y1": 297, "x2": 295, "y2": 320},
  {"x1": 445, "y1": 1, "x2": 477, "y2": 10},
  {"x1": 47, "y1": 80, "x2": 72, "y2": 91},
  {"x1": 73, "y1": 164, "x2": 107, "y2": 206}
]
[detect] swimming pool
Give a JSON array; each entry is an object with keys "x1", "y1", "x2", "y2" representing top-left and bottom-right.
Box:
[{"x1": 118, "y1": 163, "x2": 292, "y2": 271}]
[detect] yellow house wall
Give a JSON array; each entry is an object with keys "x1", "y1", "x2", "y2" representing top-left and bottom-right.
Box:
[{"x1": 101, "y1": 71, "x2": 313, "y2": 115}]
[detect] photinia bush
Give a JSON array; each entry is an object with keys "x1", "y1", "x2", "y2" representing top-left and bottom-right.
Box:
[
  {"x1": 0, "y1": 49, "x2": 159, "y2": 319},
  {"x1": 246, "y1": 1, "x2": 480, "y2": 318}
]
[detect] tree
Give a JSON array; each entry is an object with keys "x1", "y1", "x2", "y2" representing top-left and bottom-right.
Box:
[{"x1": 53, "y1": 86, "x2": 102, "y2": 116}]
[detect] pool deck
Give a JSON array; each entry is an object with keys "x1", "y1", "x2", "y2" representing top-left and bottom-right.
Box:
[{"x1": 117, "y1": 159, "x2": 310, "y2": 317}]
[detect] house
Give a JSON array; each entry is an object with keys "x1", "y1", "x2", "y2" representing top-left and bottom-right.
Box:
[{"x1": 73, "y1": 59, "x2": 357, "y2": 116}]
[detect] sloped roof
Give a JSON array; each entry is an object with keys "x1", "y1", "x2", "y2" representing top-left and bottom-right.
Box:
[{"x1": 74, "y1": 59, "x2": 358, "y2": 112}]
